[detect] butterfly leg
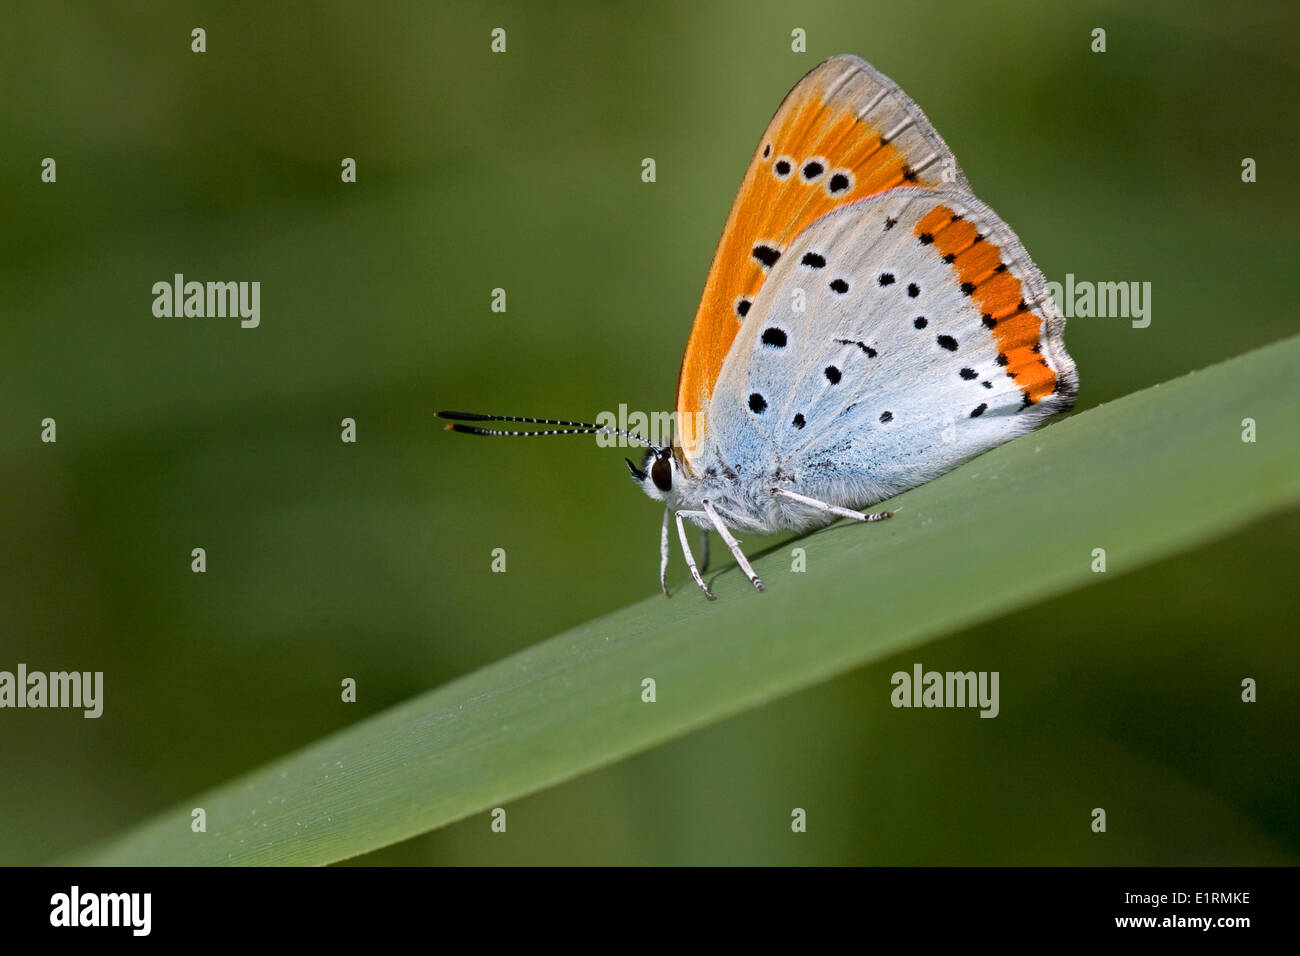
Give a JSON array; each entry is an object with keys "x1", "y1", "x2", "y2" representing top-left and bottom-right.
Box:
[
  {"x1": 659, "y1": 507, "x2": 672, "y2": 597},
  {"x1": 674, "y1": 510, "x2": 715, "y2": 600},
  {"x1": 771, "y1": 487, "x2": 892, "y2": 523},
  {"x1": 702, "y1": 500, "x2": 764, "y2": 592}
]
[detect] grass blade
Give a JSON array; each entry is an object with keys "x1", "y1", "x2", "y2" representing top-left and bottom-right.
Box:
[{"x1": 71, "y1": 336, "x2": 1300, "y2": 865}]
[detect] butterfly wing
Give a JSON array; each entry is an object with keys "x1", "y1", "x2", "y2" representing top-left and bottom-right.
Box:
[
  {"x1": 676, "y1": 54, "x2": 968, "y2": 467},
  {"x1": 705, "y1": 186, "x2": 1077, "y2": 512}
]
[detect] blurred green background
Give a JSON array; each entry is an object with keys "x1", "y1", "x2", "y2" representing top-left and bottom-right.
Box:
[{"x1": 1, "y1": 0, "x2": 1296, "y2": 865}]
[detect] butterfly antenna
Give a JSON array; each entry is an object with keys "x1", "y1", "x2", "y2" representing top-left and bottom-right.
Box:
[{"x1": 436, "y1": 410, "x2": 657, "y2": 449}]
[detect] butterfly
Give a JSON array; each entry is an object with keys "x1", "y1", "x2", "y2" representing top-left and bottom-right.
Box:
[{"x1": 439, "y1": 54, "x2": 1077, "y2": 599}]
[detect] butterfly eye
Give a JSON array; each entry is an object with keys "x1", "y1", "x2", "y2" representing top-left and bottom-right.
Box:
[{"x1": 651, "y1": 455, "x2": 673, "y2": 492}]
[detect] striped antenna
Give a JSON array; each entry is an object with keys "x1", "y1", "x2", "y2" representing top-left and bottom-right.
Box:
[{"x1": 436, "y1": 410, "x2": 657, "y2": 449}]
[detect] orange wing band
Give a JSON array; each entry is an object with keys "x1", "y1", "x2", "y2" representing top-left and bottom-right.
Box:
[{"x1": 914, "y1": 205, "x2": 1058, "y2": 404}]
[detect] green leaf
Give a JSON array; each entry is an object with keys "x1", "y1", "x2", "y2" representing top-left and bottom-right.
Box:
[{"x1": 70, "y1": 336, "x2": 1300, "y2": 865}]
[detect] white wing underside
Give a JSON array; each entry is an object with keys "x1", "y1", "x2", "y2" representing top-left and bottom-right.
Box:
[{"x1": 702, "y1": 186, "x2": 1076, "y2": 511}]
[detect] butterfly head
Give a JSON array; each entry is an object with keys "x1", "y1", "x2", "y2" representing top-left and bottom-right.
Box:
[{"x1": 625, "y1": 445, "x2": 681, "y2": 502}]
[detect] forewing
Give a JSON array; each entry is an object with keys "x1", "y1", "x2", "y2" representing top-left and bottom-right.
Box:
[{"x1": 675, "y1": 54, "x2": 967, "y2": 467}]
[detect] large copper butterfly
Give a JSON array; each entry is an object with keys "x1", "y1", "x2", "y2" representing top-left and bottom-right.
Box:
[{"x1": 440, "y1": 54, "x2": 1077, "y2": 599}]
